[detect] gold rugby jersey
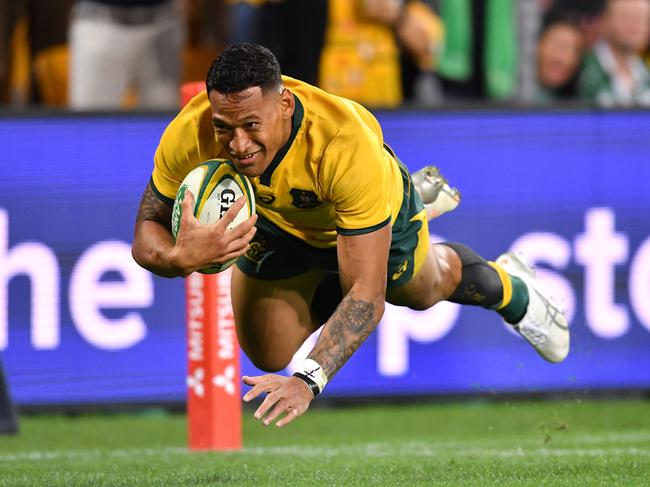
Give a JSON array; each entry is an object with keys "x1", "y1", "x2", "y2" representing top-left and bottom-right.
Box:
[{"x1": 151, "y1": 76, "x2": 404, "y2": 248}]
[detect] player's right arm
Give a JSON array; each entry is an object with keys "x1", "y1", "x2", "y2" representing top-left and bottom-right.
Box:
[
  {"x1": 132, "y1": 183, "x2": 257, "y2": 278},
  {"x1": 132, "y1": 183, "x2": 177, "y2": 277},
  {"x1": 132, "y1": 98, "x2": 257, "y2": 277}
]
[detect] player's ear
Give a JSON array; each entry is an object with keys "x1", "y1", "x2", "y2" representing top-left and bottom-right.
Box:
[{"x1": 279, "y1": 87, "x2": 294, "y2": 120}]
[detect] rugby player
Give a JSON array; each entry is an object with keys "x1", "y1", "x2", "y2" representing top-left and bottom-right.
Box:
[{"x1": 132, "y1": 43, "x2": 569, "y2": 428}]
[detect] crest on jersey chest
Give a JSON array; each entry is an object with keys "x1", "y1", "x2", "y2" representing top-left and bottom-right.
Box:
[{"x1": 289, "y1": 188, "x2": 323, "y2": 209}]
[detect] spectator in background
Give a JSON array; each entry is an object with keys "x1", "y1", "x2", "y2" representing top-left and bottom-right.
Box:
[
  {"x1": 183, "y1": 0, "x2": 230, "y2": 83},
  {"x1": 554, "y1": 0, "x2": 607, "y2": 48},
  {"x1": 68, "y1": 0, "x2": 185, "y2": 110},
  {"x1": 256, "y1": 0, "x2": 328, "y2": 87},
  {"x1": 644, "y1": 21, "x2": 650, "y2": 67},
  {"x1": 536, "y1": 8, "x2": 585, "y2": 102},
  {"x1": 384, "y1": 0, "x2": 446, "y2": 106},
  {"x1": 578, "y1": 0, "x2": 650, "y2": 106},
  {"x1": 0, "y1": 0, "x2": 22, "y2": 103},
  {"x1": 436, "y1": 0, "x2": 543, "y2": 103},
  {"x1": 319, "y1": 0, "x2": 443, "y2": 108},
  {"x1": 0, "y1": 0, "x2": 72, "y2": 105},
  {"x1": 185, "y1": 0, "x2": 229, "y2": 50},
  {"x1": 228, "y1": 0, "x2": 262, "y2": 44}
]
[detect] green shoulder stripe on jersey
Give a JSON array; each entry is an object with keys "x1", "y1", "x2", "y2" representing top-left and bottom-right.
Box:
[
  {"x1": 259, "y1": 94, "x2": 305, "y2": 186},
  {"x1": 149, "y1": 177, "x2": 175, "y2": 206},
  {"x1": 337, "y1": 216, "x2": 391, "y2": 236}
]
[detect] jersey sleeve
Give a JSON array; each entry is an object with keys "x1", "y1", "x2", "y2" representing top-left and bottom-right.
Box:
[
  {"x1": 320, "y1": 129, "x2": 393, "y2": 235},
  {"x1": 150, "y1": 93, "x2": 219, "y2": 205},
  {"x1": 150, "y1": 112, "x2": 201, "y2": 205}
]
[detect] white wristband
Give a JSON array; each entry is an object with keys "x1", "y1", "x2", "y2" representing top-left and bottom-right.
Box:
[{"x1": 297, "y1": 359, "x2": 328, "y2": 393}]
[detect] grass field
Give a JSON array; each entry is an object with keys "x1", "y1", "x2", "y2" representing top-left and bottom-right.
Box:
[{"x1": 1, "y1": 399, "x2": 649, "y2": 486}]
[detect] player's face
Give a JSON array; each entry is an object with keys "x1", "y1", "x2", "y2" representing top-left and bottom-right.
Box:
[{"x1": 209, "y1": 86, "x2": 294, "y2": 178}]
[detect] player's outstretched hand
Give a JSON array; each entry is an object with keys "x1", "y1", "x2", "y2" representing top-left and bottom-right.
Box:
[
  {"x1": 171, "y1": 191, "x2": 257, "y2": 275},
  {"x1": 242, "y1": 374, "x2": 314, "y2": 428}
]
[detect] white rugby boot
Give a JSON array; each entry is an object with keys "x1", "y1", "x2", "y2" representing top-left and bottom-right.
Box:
[
  {"x1": 496, "y1": 252, "x2": 570, "y2": 363},
  {"x1": 411, "y1": 165, "x2": 461, "y2": 220}
]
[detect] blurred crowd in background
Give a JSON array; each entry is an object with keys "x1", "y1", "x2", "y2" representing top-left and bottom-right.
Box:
[{"x1": 1, "y1": 0, "x2": 649, "y2": 111}]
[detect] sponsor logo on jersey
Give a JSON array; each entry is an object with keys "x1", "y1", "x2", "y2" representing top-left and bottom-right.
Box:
[
  {"x1": 257, "y1": 192, "x2": 276, "y2": 205},
  {"x1": 391, "y1": 259, "x2": 409, "y2": 281},
  {"x1": 290, "y1": 189, "x2": 322, "y2": 209},
  {"x1": 245, "y1": 238, "x2": 273, "y2": 264}
]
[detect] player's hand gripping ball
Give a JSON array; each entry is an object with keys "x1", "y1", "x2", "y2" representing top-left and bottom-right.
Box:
[{"x1": 171, "y1": 159, "x2": 256, "y2": 274}]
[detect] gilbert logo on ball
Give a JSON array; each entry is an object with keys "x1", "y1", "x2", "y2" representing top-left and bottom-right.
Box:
[{"x1": 171, "y1": 159, "x2": 255, "y2": 274}]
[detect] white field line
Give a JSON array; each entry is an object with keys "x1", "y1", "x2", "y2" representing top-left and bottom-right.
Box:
[
  {"x1": 1, "y1": 432, "x2": 649, "y2": 463},
  {"x1": 414, "y1": 430, "x2": 650, "y2": 450},
  {"x1": 0, "y1": 447, "x2": 188, "y2": 463},
  {"x1": 560, "y1": 430, "x2": 650, "y2": 445}
]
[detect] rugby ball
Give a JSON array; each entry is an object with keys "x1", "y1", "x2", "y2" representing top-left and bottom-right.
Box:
[{"x1": 171, "y1": 159, "x2": 255, "y2": 274}]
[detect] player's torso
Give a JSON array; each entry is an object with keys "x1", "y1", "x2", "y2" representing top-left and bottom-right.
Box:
[
  {"x1": 155, "y1": 76, "x2": 403, "y2": 248},
  {"x1": 252, "y1": 142, "x2": 339, "y2": 248},
  {"x1": 250, "y1": 79, "x2": 401, "y2": 247}
]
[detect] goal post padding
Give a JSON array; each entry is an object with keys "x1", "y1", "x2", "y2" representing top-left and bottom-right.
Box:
[{"x1": 182, "y1": 81, "x2": 242, "y2": 451}]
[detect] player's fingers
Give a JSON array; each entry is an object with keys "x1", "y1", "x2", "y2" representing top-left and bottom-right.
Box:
[
  {"x1": 216, "y1": 197, "x2": 246, "y2": 228},
  {"x1": 242, "y1": 375, "x2": 274, "y2": 401},
  {"x1": 240, "y1": 226, "x2": 257, "y2": 246},
  {"x1": 242, "y1": 375, "x2": 262, "y2": 386},
  {"x1": 261, "y1": 399, "x2": 290, "y2": 426},
  {"x1": 217, "y1": 246, "x2": 250, "y2": 264},
  {"x1": 253, "y1": 391, "x2": 280, "y2": 420},
  {"x1": 226, "y1": 228, "x2": 256, "y2": 254},
  {"x1": 227, "y1": 213, "x2": 258, "y2": 238},
  {"x1": 240, "y1": 213, "x2": 258, "y2": 231},
  {"x1": 180, "y1": 190, "x2": 196, "y2": 222},
  {"x1": 242, "y1": 387, "x2": 262, "y2": 402},
  {"x1": 275, "y1": 406, "x2": 303, "y2": 428}
]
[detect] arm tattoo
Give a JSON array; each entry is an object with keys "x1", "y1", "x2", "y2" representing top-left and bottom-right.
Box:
[
  {"x1": 135, "y1": 184, "x2": 172, "y2": 229},
  {"x1": 307, "y1": 293, "x2": 377, "y2": 378}
]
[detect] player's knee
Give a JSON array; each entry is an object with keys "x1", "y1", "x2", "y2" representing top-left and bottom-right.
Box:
[
  {"x1": 387, "y1": 283, "x2": 440, "y2": 310},
  {"x1": 410, "y1": 247, "x2": 460, "y2": 309},
  {"x1": 407, "y1": 294, "x2": 439, "y2": 311},
  {"x1": 431, "y1": 243, "x2": 463, "y2": 291},
  {"x1": 438, "y1": 241, "x2": 503, "y2": 307},
  {"x1": 245, "y1": 352, "x2": 292, "y2": 373}
]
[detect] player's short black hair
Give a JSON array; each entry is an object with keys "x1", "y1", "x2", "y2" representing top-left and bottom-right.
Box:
[{"x1": 206, "y1": 43, "x2": 282, "y2": 95}]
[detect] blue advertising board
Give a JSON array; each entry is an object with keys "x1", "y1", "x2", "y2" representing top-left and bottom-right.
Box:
[{"x1": 1, "y1": 110, "x2": 649, "y2": 405}]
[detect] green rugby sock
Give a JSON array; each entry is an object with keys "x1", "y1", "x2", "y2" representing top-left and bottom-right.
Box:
[
  {"x1": 497, "y1": 275, "x2": 529, "y2": 324},
  {"x1": 440, "y1": 243, "x2": 530, "y2": 324}
]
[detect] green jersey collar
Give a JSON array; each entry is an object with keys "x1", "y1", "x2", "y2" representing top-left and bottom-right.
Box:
[{"x1": 259, "y1": 93, "x2": 304, "y2": 186}]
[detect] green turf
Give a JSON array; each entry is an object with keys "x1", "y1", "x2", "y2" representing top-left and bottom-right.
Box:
[{"x1": 1, "y1": 399, "x2": 649, "y2": 486}]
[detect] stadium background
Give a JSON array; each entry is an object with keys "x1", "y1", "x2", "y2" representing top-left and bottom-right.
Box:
[
  {"x1": 1, "y1": 2, "x2": 650, "y2": 484},
  {"x1": 2, "y1": 108, "x2": 649, "y2": 407}
]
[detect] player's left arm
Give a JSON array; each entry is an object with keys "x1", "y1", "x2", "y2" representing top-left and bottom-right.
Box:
[
  {"x1": 242, "y1": 225, "x2": 390, "y2": 427},
  {"x1": 243, "y1": 130, "x2": 391, "y2": 427},
  {"x1": 306, "y1": 227, "x2": 390, "y2": 377}
]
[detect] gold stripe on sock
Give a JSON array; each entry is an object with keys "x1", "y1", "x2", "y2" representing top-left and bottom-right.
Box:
[{"x1": 489, "y1": 261, "x2": 512, "y2": 310}]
